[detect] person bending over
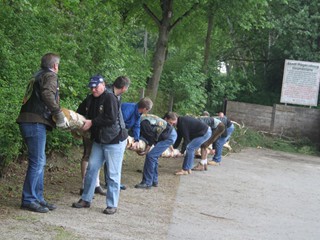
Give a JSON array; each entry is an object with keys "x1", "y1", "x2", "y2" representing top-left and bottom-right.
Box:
[{"x1": 134, "y1": 114, "x2": 177, "y2": 189}]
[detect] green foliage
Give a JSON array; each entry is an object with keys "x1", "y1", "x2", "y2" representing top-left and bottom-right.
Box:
[
  {"x1": 161, "y1": 57, "x2": 207, "y2": 115},
  {"x1": 0, "y1": 113, "x2": 22, "y2": 172},
  {"x1": 231, "y1": 126, "x2": 320, "y2": 156},
  {"x1": 46, "y1": 130, "x2": 80, "y2": 154},
  {"x1": 204, "y1": 71, "x2": 256, "y2": 113},
  {"x1": 0, "y1": 0, "x2": 150, "y2": 174},
  {"x1": 0, "y1": 0, "x2": 319, "y2": 175},
  {"x1": 215, "y1": 0, "x2": 320, "y2": 106}
]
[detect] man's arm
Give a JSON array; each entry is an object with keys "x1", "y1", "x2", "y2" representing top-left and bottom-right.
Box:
[
  {"x1": 132, "y1": 115, "x2": 141, "y2": 142},
  {"x1": 130, "y1": 117, "x2": 141, "y2": 150},
  {"x1": 40, "y1": 72, "x2": 61, "y2": 115}
]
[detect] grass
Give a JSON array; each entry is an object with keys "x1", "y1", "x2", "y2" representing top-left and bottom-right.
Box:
[
  {"x1": 53, "y1": 226, "x2": 82, "y2": 240},
  {"x1": 229, "y1": 125, "x2": 320, "y2": 156}
]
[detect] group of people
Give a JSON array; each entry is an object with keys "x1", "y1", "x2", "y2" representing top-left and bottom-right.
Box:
[
  {"x1": 166, "y1": 111, "x2": 235, "y2": 174},
  {"x1": 16, "y1": 53, "x2": 234, "y2": 215}
]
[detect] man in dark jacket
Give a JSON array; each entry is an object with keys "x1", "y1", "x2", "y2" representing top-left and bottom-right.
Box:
[
  {"x1": 77, "y1": 75, "x2": 107, "y2": 197},
  {"x1": 72, "y1": 76, "x2": 130, "y2": 215},
  {"x1": 166, "y1": 113, "x2": 212, "y2": 175},
  {"x1": 16, "y1": 53, "x2": 69, "y2": 213},
  {"x1": 134, "y1": 114, "x2": 177, "y2": 189}
]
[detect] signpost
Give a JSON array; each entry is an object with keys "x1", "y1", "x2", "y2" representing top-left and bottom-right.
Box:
[{"x1": 280, "y1": 60, "x2": 320, "y2": 107}]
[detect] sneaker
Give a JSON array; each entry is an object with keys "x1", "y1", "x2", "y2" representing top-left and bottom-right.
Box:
[
  {"x1": 72, "y1": 199, "x2": 91, "y2": 208},
  {"x1": 39, "y1": 201, "x2": 57, "y2": 211},
  {"x1": 207, "y1": 161, "x2": 220, "y2": 166},
  {"x1": 134, "y1": 183, "x2": 152, "y2": 189},
  {"x1": 103, "y1": 207, "x2": 117, "y2": 215},
  {"x1": 94, "y1": 186, "x2": 106, "y2": 196},
  {"x1": 152, "y1": 182, "x2": 158, "y2": 187},
  {"x1": 21, "y1": 202, "x2": 49, "y2": 213}
]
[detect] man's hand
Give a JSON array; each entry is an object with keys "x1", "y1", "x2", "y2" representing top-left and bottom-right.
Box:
[
  {"x1": 82, "y1": 119, "x2": 92, "y2": 131},
  {"x1": 136, "y1": 150, "x2": 147, "y2": 156},
  {"x1": 136, "y1": 145, "x2": 151, "y2": 156},
  {"x1": 130, "y1": 141, "x2": 140, "y2": 150},
  {"x1": 55, "y1": 111, "x2": 70, "y2": 129}
]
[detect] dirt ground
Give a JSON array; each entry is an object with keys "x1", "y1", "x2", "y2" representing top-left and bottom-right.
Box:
[
  {"x1": 0, "y1": 146, "x2": 183, "y2": 240},
  {"x1": 1, "y1": 147, "x2": 320, "y2": 240}
]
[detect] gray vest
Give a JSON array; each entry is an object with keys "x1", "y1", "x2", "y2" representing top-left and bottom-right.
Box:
[{"x1": 140, "y1": 114, "x2": 167, "y2": 141}]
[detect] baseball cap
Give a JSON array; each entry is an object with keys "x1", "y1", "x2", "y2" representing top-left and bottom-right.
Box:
[{"x1": 88, "y1": 75, "x2": 105, "y2": 88}]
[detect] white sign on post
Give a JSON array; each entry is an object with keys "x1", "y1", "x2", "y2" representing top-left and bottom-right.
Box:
[{"x1": 280, "y1": 59, "x2": 320, "y2": 106}]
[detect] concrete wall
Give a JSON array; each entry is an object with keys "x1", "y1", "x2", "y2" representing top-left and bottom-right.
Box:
[{"x1": 226, "y1": 101, "x2": 320, "y2": 144}]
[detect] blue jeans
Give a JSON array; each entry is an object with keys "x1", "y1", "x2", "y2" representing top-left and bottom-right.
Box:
[
  {"x1": 183, "y1": 128, "x2": 212, "y2": 170},
  {"x1": 82, "y1": 140, "x2": 126, "y2": 208},
  {"x1": 225, "y1": 123, "x2": 235, "y2": 142},
  {"x1": 213, "y1": 124, "x2": 235, "y2": 163},
  {"x1": 142, "y1": 128, "x2": 177, "y2": 186},
  {"x1": 19, "y1": 123, "x2": 47, "y2": 205}
]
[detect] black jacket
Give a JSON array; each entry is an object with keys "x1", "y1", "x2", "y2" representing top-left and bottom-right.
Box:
[
  {"x1": 173, "y1": 116, "x2": 209, "y2": 153},
  {"x1": 77, "y1": 91, "x2": 127, "y2": 144}
]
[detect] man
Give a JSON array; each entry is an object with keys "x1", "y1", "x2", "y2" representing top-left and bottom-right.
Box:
[
  {"x1": 209, "y1": 112, "x2": 235, "y2": 165},
  {"x1": 121, "y1": 97, "x2": 153, "y2": 150},
  {"x1": 72, "y1": 76, "x2": 130, "y2": 215},
  {"x1": 134, "y1": 114, "x2": 177, "y2": 189},
  {"x1": 202, "y1": 111, "x2": 210, "y2": 117},
  {"x1": 16, "y1": 53, "x2": 69, "y2": 213},
  {"x1": 218, "y1": 112, "x2": 235, "y2": 143},
  {"x1": 165, "y1": 112, "x2": 212, "y2": 175},
  {"x1": 101, "y1": 97, "x2": 153, "y2": 191},
  {"x1": 116, "y1": 97, "x2": 153, "y2": 190},
  {"x1": 192, "y1": 116, "x2": 225, "y2": 171},
  {"x1": 77, "y1": 75, "x2": 107, "y2": 196}
]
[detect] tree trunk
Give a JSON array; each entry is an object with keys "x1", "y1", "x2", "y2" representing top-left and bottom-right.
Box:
[
  {"x1": 143, "y1": 0, "x2": 199, "y2": 103},
  {"x1": 145, "y1": 0, "x2": 172, "y2": 102},
  {"x1": 146, "y1": 25, "x2": 170, "y2": 102},
  {"x1": 203, "y1": 9, "x2": 214, "y2": 75}
]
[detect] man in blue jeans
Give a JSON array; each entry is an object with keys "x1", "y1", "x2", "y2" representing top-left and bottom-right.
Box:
[
  {"x1": 134, "y1": 114, "x2": 177, "y2": 189},
  {"x1": 166, "y1": 112, "x2": 212, "y2": 175},
  {"x1": 16, "y1": 53, "x2": 69, "y2": 213},
  {"x1": 208, "y1": 112, "x2": 235, "y2": 165},
  {"x1": 72, "y1": 76, "x2": 130, "y2": 215}
]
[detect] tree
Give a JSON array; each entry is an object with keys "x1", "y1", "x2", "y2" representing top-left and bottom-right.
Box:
[{"x1": 143, "y1": 0, "x2": 199, "y2": 103}]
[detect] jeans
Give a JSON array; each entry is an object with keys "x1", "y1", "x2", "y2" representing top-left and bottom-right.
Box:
[
  {"x1": 225, "y1": 123, "x2": 235, "y2": 142},
  {"x1": 19, "y1": 123, "x2": 47, "y2": 205},
  {"x1": 182, "y1": 128, "x2": 212, "y2": 170},
  {"x1": 213, "y1": 124, "x2": 235, "y2": 163},
  {"x1": 82, "y1": 139, "x2": 126, "y2": 208},
  {"x1": 81, "y1": 137, "x2": 100, "y2": 188},
  {"x1": 142, "y1": 128, "x2": 177, "y2": 186}
]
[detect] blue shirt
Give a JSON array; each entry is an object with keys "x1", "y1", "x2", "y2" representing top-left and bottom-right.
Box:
[{"x1": 121, "y1": 102, "x2": 141, "y2": 141}]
